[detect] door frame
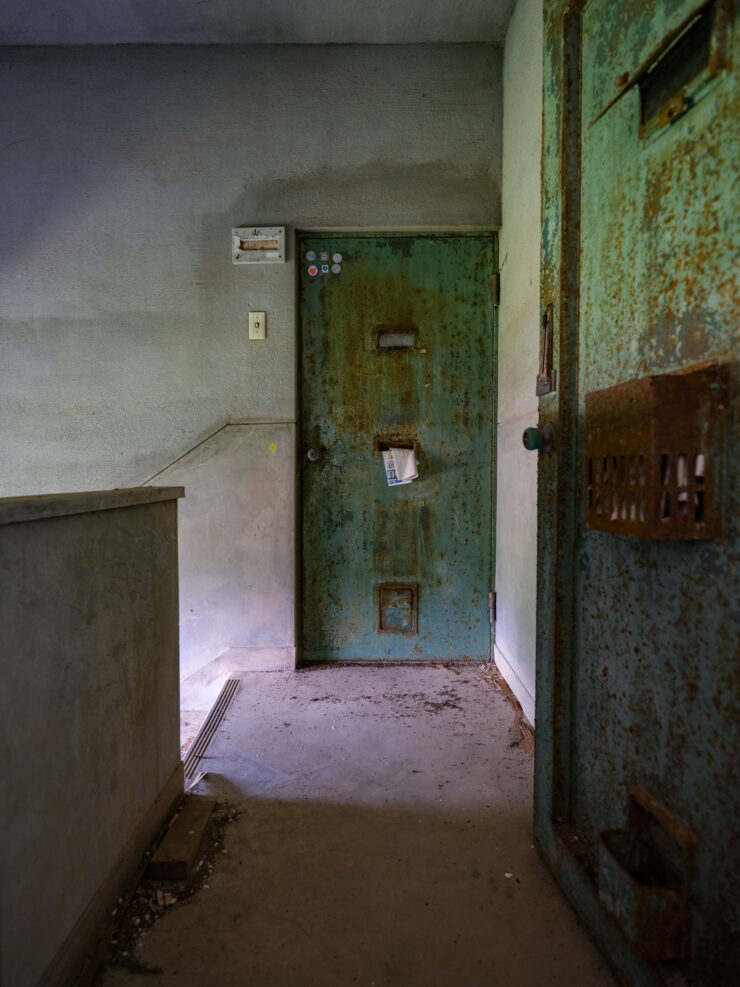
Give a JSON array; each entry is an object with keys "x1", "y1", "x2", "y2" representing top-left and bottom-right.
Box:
[
  {"x1": 534, "y1": 5, "x2": 727, "y2": 985},
  {"x1": 294, "y1": 228, "x2": 500, "y2": 666},
  {"x1": 534, "y1": 7, "x2": 652, "y2": 981}
]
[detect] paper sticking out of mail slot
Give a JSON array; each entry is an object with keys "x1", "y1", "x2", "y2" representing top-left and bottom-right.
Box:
[{"x1": 382, "y1": 447, "x2": 418, "y2": 486}]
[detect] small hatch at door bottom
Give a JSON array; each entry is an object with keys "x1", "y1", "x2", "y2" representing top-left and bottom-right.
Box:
[{"x1": 377, "y1": 583, "x2": 418, "y2": 633}]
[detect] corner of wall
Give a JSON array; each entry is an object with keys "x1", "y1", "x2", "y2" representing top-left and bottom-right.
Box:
[{"x1": 495, "y1": 0, "x2": 544, "y2": 722}]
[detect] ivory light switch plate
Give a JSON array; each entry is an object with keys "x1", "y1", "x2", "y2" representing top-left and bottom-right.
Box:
[{"x1": 249, "y1": 311, "x2": 266, "y2": 340}]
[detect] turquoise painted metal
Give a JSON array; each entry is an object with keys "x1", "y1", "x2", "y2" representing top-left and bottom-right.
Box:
[
  {"x1": 536, "y1": 1, "x2": 739, "y2": 984},
  {"x1": 299, "y1": 234, "x2": 496, "y2": 662}
]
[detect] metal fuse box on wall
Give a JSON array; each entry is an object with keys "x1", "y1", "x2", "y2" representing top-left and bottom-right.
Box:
[
  {"x1": 585, "y1": 364, "x2": 727, "y2": 539},
  {"x1": 232, "y1": 227, "x2": 285, "y2": 264}
]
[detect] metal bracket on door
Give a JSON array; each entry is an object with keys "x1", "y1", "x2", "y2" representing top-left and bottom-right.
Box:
[{"x1": 536, "y1": 303, "x2": 557, "y2": 396}]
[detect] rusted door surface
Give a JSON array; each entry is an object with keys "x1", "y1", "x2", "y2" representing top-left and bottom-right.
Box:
[
  {"x1": 299, "y1": 234, "x2": 495, "y2": 662},
  {"x1": 537, "y1": 2, "x2": 739, "y2": 985}
]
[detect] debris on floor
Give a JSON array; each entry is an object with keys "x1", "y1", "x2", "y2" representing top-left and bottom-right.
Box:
[
  {"x1": 476, "y1": 662, "x2": 535, "y2": 756},
  {"x1": 511, "y1": 708, "x2": 535, "y2": 757},
  {"x1": 91, "y1": 800, "x2": 240, "y2": 982},
  {"x1": 94, "y1": 667, "x2": 615, "y2": 987}
]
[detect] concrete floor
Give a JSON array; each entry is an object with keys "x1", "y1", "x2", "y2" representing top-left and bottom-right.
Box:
[{"x1": 100, "y1": 666, "x2": 617, "y2": 987}]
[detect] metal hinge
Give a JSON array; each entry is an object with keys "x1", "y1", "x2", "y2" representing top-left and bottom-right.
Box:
[
  {"x1": 491, "y1": 272, "x2": 500, "y2": 307},
  {"x1": 489, "y1": 590, "x2": 497, "y2": 625}
]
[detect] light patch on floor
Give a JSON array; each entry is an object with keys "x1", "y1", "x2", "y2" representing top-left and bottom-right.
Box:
[
  {"x1": 180, "y1": 710, "x2": 208, "y2": 758},
  {"x1": 99, "y1": 666, "x2": 616, "y2": 986}
]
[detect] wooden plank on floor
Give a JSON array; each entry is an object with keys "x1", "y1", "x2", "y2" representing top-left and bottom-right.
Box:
[{"x1": 146, "y1": 797, "x2": 216, "y2": 881}]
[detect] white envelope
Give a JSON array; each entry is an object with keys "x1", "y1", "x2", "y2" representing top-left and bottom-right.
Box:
[{"x1": 382, "y1": 447, "x2": 419, "y2": 486}]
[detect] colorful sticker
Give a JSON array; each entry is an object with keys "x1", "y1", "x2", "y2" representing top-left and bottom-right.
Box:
[
  {"x1": 319, "y1": 252, "x2": 330, "y2": 261},
  {"x1": 332, "y1": 253, "x2": 343, "y2": 263},
  {"x1": 321, "y1": 264, "x2": 330, "y2": 274},
  {"x1": 307, "y1": 264, "x2": 319, "y2": 277}
]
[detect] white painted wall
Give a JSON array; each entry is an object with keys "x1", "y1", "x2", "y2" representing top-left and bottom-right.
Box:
[
  {"x1": 495, "y1": 0, "x2": 543, "y2": 724},
  {"x1": 1, "y1": 44, "x2": 502, "y2": 683},
  {"x1": 0, "y1": 44, "x2": 501, "y2": 497}
]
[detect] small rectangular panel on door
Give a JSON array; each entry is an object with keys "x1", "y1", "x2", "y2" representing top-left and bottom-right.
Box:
[{"x1": 299, "y1": 234, "x2": 495, "y2": 662}]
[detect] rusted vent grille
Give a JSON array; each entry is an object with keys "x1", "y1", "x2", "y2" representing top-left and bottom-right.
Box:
[
  {"x1": 585, "y1": 365, "x2": 726, "y2": 539},
  {"x1": 588, "y1": 454, "x2": 648, "y2": 526}
]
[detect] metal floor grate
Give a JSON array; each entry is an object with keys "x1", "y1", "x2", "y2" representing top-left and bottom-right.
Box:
[{"x1": 183, "y1": 677, "x2": 240, "y2": 782}]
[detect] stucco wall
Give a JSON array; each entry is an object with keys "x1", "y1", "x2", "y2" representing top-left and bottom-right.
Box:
[
  {"x1": 495, "y1": 0, "x2": 543, "y2": 723},
  {"x1": 152, "y1": 423, "x2": 296, "y2": 693},
  {"x1": 0, "y1": 44, "x2": 501, "y2": 496},
  {"x1": 0, "y1": 45, "x2": 502, "y2": 675},
  {"x1": 0, "y1": 43, "x2": 502, "y2": 684}
]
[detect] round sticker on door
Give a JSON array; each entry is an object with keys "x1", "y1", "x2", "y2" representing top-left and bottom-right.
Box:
[
  {"x1": 306, "y1": 250, "x2": 317, "y2": 262},
  {"x1": 307, "y1": 264, "x2": 319, "y2": 277},
  {"x1": 331, "y1": 263, "x2": 342, "y2": 274},
  {"x1": 332, "y1": 253, "x2": 343, "y2": 263}
]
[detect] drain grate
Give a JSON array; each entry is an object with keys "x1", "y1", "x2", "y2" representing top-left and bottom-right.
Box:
[{"x1": 183, "y1": 677, "x2": 240, "y2": 782}]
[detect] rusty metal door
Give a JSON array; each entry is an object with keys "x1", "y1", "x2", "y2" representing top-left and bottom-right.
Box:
[
  {"x1": 536, "y1": 2, "x2": 739, "y2": 985},
  {"x1": 299, "y1": 234, "x2": 496, "y2": 662}
]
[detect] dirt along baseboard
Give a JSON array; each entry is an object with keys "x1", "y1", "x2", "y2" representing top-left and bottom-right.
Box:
[{"x1": 476, "y1": 661, "x2": 535, "y2": 756}]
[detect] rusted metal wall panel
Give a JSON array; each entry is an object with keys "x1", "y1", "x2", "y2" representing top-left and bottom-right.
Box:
[
  {"x1": 299, "y1": 234, "x2": 495, "y2": 662},
  {"x1": 536, "y1": 1, "x2": 739, "y2": 984}
]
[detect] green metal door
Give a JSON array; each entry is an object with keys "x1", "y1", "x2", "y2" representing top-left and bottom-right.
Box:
[
  {"x1": 299, "y1": 234, "x2": 496, "y2": 662},
  {"x1": 537, "y1": 2, "x2": 739, "y2": 985}
]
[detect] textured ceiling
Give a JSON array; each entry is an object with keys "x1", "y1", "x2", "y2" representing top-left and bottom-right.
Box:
[{"x1": 0, "y1": 0, "x2": 516, "y2": 46}]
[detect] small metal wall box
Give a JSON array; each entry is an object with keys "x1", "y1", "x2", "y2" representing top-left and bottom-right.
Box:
[
  {"x1": 232, "y1": 227, "x2": 286, "y2": 264},
  {"x1": 585, "y1": 364, "x2": 726, "y2": 539}
]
